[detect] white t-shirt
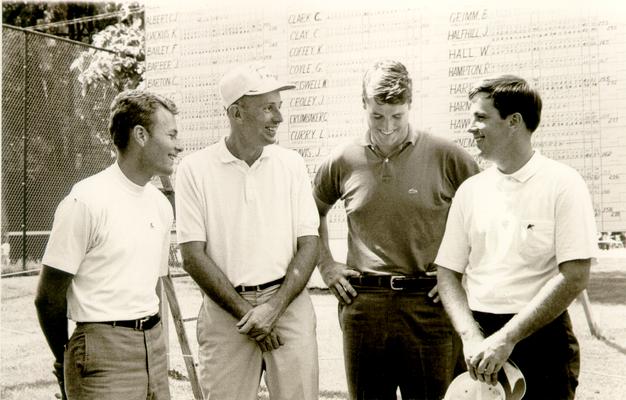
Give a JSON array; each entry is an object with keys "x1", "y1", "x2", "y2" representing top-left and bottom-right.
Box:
[
  {"x1": 435, "y1": 151, "x2": 598, "y2": 314},
  {"x1": 42, "y1": 163, "x2": 173, "y2": 322},
  {"x1": 175, "y1": 138, "x2": 319, "y2": 287}
]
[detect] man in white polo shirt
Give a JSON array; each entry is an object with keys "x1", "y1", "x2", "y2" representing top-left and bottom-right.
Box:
[
  {"x1": 35, "y1": 90, "x2": 182, "y2": 400},
  {"x1": 435, "y1": 75, "x2": 597, "y2": 400},
  {"x1": 175, "y1": 63, "x2": 320, "y2": 400}
]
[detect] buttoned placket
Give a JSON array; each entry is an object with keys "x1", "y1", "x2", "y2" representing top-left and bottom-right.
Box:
[{"x1": 368, "y1": 142, "x2": 412, "y2": 182}]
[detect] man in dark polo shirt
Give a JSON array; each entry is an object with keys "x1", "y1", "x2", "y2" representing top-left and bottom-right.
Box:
[{"x1": 313, "y1": 59, "x2": 479, "y2": 400}]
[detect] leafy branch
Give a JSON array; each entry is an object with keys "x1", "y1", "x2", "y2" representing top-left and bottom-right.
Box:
[{"x1": 70, "y1": 5, "x2": 144, "y2": 95}]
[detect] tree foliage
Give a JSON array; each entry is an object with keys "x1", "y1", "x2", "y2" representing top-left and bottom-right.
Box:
[
  {"x1": 70, "y1": 4, "x2": 145, "y2": 95},
  {"x1": 3, "y1": 2, "x2": 145, "y2": 94},
  {"x1": 2, "y1": 2, "x2": 119, "y2": 43},
  {"x1": 2, "y1": 2, "x2": 143, "y2": 254},
  {"x1": 2, "y1": 2, "x2": 48, "y2": 27}
]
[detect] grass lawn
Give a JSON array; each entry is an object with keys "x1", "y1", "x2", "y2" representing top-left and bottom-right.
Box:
[{"x1": 2, "y1": 251, "x2": 625, "y2": 399}]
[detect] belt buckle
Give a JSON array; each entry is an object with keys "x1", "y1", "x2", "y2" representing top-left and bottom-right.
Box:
[
  {"x1": 135, "y1": 316, "x2": 151, "y2": 330},
  {"x1": 389, "y1": 276, "x2": 406, "y2": 291}
]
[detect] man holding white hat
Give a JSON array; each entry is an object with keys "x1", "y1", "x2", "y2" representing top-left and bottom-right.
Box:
[
  {"x1": 175, "y1": 63, "x2": 320, "y2": 399},
  {"x1": 444, "y1": 361, "x2": 526, "y2": 400},
  {"x1": 436, "y1": 75, "x2": 597, "y2": 400}
]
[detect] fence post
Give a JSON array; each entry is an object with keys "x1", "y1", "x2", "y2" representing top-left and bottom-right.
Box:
[{"x1": 21, "y1": 32, "x2": 28, "y2": 270}]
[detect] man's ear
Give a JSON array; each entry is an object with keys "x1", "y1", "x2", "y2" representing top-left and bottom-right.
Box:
[
  {"x1": 509, "y1": 113, "x2": 523, "y2": 128},
  {"x1": 131, "y1": 125, "x2": 149, "y2": 147},
  {"x1": 227, "y1": 103, "x2": 244, "y2": 122},
  {"x1": 226, "y1": 103, "x2": 241, "y2": 119}
]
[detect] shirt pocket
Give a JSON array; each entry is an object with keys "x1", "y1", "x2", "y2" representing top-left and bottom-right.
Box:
[{"x1": 519, "y1": 219, "x2": 555, "y2": 257}]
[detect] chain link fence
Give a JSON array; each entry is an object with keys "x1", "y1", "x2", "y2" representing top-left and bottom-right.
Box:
[{"x1": 2, "y1": 25, "x2": 120, "y2": 271}]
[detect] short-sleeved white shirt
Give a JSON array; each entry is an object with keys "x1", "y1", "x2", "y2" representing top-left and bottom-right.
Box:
[
  {"x1": 435, "y1": 151, "x2": 598, "y2": 314},
  {"x1": 42, "y1": 163, "x2": 173, "y2": 322},
  {"x1": 175, "y1": 138, "x2": 319, "y2": 287}
]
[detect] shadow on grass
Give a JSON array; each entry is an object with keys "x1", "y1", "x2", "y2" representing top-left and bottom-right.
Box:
[
  {"x1": 587, "y1": 270, "x2": 626, "y2": 305},
  {"x1": 2, "y1": 378, "x2": 54, "y2": 391},
  {"x1": 597, "y1": 335, "x2": 626, "y2": 355},
  {"x1": 585, "y1": 269, "x2": 626, "y2": 356},
  {"x1": 258, "y1": 389, "x2": 347, "y2": 399}
]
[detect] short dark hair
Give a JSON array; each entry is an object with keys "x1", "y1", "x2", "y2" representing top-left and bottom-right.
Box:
[
  {"x1": 108, "y1": 89, "x2": 178, "y2": 151},
  {"x1": 468, "y1": 75, "x2": 542, "y2": 132},
  {"x1": 362, "y1": 60, "x2": 412, "y2": 105}
]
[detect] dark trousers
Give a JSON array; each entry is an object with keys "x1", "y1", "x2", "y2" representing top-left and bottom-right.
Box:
[
  {"x1": 339, "y1": 289, "x2": 456, "y2": 400},
  {"x1": 473, "y1": 311, "x2": 580, "y2": 400}
]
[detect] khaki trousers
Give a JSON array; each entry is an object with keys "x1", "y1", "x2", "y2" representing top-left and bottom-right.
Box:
[{"x1": 196, "y1": 286, "x2": 318, "y2": 400}]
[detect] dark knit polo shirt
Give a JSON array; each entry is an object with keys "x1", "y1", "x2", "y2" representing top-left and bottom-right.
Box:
[{"x1": 314, "y1": 127, "x2": 479, "y2": 276}]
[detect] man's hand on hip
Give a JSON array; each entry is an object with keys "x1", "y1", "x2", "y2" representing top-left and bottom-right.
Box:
[
  {"x1": 320, "y1": 261, "x2": 360, "y2": 305},
  {"x1": 425, "y1": 269, "x2": 440, "y2": 303}
]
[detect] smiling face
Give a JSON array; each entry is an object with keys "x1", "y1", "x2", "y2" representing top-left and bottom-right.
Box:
[
  {"x1": 468, "y1": 92, "x2": 514, "y2": 163},
  {"x1": 364, "y1": 97, "x2": 410, "y2": 153},
  {"x1": 237, "y1": 90, "x2": 284, "y2": 147},
  {"x1": 141, "y1": 106, "x2": 182, "y2": 176}
]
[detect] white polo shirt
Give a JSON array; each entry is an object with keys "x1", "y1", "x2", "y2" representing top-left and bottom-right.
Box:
[
  {"x1": 175, "y1": 138, "x2": 319, "y2": 287},
  {"x1": 42, "y1": 163, "x2": 173, "y2": 322},
  {"x1": 435, "y1": 151, "x2": 598, "y2": 314}
]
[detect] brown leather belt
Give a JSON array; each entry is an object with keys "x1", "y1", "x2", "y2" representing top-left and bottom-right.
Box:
[
  {"x1": 235, "y1": 277, "x2": 285, "y2": 293},
  {"x1": 348, "y1": 275, "x2": 436, "y2": 291},
  {"x1": 79, "y1": 313, "x2": 161, "y2": 330}
]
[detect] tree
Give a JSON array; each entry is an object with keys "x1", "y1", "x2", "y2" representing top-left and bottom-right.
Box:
[
  {"x1": 2, "y1": 2, "x2": 120, "y2": 44},
  {"x1": 3, "y1": 2, "x2": 145, "y2": 95},
  {"x1": 2, "y1": 2, "x2": 143, "y2": 262},
  {"x1": 2, "y1": 2, "x2": 48, "y2": 28},
  {"x1": 70, "y1": 4, "x2": 145, "y2": 95}
]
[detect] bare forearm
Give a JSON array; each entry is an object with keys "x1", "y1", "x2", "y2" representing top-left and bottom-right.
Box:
[
  {"x1": 437, "y1": 266, "x2": 483, "y2": 341},
  {"x1": 34, "y1": 266, "x2": 73, "y2": 364},
  {"x1": 269, "y1": 235, "x2": 319, "y2": 313},
  {"x1": 181, "y1": 244, "x2": 251, "y2": 320},
  {"x1": 314, "y1": 199, "x2": 360, "y2": 302},
  {"x1": 499, "y1": 259, "x2": 590, "y2": 344},
  {"x1": 317, "y1": 215, "x2": 335, "y2": 271},
  {"x1": 35, "y1": 298, "x2": 69, "y2": 363},
  {"x1": 314, "y1": 195, "x2": 338, "y2": 272}
]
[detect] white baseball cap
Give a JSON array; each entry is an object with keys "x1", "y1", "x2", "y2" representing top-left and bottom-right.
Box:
[
  {"x1": 218, "y1": 63, "x2": 295, "y2": 108},
  {"x1": 443, "y1": 361, "x2": 526, "y2": 400}
]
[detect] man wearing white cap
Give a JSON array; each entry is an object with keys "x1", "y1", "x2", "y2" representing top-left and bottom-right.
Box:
[{"x1": 175, "y1": 63, "x2": 320, "y2": 400}]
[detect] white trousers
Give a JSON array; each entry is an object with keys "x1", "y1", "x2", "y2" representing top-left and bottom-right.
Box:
[{"x1": 196, "y1": 285, "x2": 318, "y2": 400}]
